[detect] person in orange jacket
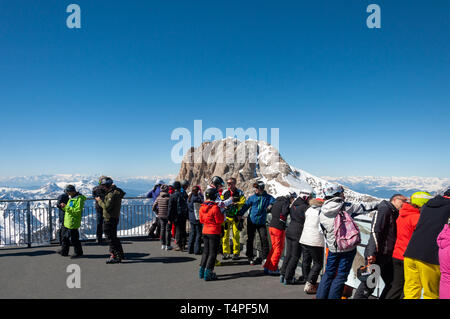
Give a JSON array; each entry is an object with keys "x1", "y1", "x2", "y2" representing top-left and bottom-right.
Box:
[{"x1": 198, "y1": 187, "x2": 225, "y2": 281}]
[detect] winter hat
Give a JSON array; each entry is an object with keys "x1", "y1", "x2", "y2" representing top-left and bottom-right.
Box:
[
  {"x1": 65, "y1": 184, "x2": 76, "y2": 193},
  {"x1": 444, "y1": 189, "x2": 450, "y2": 197},
  {"x1": 160, "y1": 184, "x2": 169, "y2": 193},
  {"x1": 411, "y1": 191, "x2": 433, "y2": 207}
]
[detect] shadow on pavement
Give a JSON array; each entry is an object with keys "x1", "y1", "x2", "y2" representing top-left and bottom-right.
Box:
[
  {"x1": 0, "y1": 250, "x2": 56, "y2": 258},
  {"x1": 216, "y1": 269, "x2": 266, "y2": 281},
  {"x1": 218, "y1": 260, "x2": 250, "y2": 267},
  {"x1": 123, "y1": 256, "x2": 196, "y2": 264}
]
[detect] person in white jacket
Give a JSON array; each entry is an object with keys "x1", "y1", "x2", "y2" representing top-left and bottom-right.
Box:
[
  {"x1": 316, "y1": 184, "x2": 378, "y2": 299},
  {"x1": 300, "y1": 198, "x2": 326, "y2": 294}
]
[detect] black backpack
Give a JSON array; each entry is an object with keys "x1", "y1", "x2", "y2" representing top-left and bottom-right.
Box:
[{"x1": 176, "y1": 192, "x2": 189, "y2": 218}]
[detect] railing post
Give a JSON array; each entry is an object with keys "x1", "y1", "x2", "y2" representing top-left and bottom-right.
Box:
[
  {"x1": 48, "y1": 200, "x2": 53, "y2": 242},
  {"x1": 26, "y1": 201, "x2": 31, "y2": 248}
]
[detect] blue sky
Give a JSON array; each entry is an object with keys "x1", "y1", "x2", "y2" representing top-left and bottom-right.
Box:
[{"x1": 0, "y1": 0, "x2": 449, "y2": 178}]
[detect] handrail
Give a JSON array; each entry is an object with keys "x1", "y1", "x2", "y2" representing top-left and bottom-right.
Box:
[{"x1": 0, "y1": 197, "x2": 150, "y2": 203}]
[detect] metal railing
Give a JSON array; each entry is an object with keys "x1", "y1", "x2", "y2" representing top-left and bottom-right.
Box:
[{"x1": 0, "y1": 197, "x2": 155, "y2": 248}]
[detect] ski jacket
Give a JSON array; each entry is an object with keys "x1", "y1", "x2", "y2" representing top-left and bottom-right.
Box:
[
  {"x1": 239, "y1": 191, "x2": 276, "y2": 225},
  {"x1": 200, "y1": 201, "x2": 225, "y2": 235},
  {"x1": 285, "y1": 197, "x2": 309, "y2": 241},
  {"x1": 269, "y1": 196, "x2": 291, "y2": 231},
  {"x1": 188, "y1": 192, "x2": 204, "y2": 224},
  {"x1": 153, "y1": 191, "x2": 170, "y2": 219},
  {"x1": 392, "y1": 202, "x2": 421, "y2": 261},
  {"x1": 437, "y1": 224, "x2": 450, "y2": 299},
  {"x1": 146, "y1": 185, "x2": 161, "y2": 201},
  {"x1": 300, "y1": 199, "x2": 325, "y2": 247},
  {"x1": 319, "y1": 197, "x2": 375, "y2": 253},
  {"x1": 365, "y1": 200, "x2": 399, "y2": 259},
  {"x1": 63, "y1": 193, "x2": 86, "y2": 229},
  {"x1": 97, "y1": 186, "x2": 126, "y2": 221},
  {"x1": 404, "y1": 195, "x2": 450, "y2": 265}
]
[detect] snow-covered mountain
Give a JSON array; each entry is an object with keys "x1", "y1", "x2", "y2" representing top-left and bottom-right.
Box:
[
  {"x1": 0, "y1": 174, "x2": 176, "y2": 201},
  {"x1": 177, "y1": 138, "x2": 379, "y2": 203},
  {"x1": 323, "y1": 176, "x2": 450, "y2": 199}
]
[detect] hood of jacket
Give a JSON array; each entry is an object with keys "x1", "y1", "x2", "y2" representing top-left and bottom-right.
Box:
[
  {"x1": 292, "y1": 196, "x2": 308, "y2": 207},
  {"x1": 107, "y1": 186, "x2": 126, "y2": 198},
  {"x1": 437, "y1": 225, "x2": 450, "y2": 250},
  {"x1": 321, "y1": 197, "x2": 345, "y2": 218},
  {"x1": 399, "y1": 202, "x2": 420, "y2": 218},
  {"x1": 426, "y1": 195, "x2": 450, "y2": 209}
]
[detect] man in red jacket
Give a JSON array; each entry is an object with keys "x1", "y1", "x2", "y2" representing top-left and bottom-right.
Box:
[{"x1": 199, "y1": 187, "x2": 225, "y2": 281}]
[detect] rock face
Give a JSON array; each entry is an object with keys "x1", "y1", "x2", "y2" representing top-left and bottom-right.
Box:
[{"x1": 176, "y1": 138, "x2": 379, "y2": 203}]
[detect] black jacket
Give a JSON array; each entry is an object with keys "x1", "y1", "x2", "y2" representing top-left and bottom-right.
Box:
[
  {"x1": 404, "y1": 195, "x2": 450, "y2": 265},
  {"x1": 188, "y1": 193, "x2": 204, "y2": 224},
  {"x1": 285, "y1": 197, "x2": 309, "y2": 241},
  {"x1": 56, "y1": 193, "x2": 69, "y2": 220},
  {"x1": 168, "y1": 190, "x2": 189, "y2": 223},
  {"x1": 92, "y1": 185, "x2": 107, "y2": 210},
  {"x1": 365, "y1": 200, "x2": 399, "y2": 258},
  {"x1": 269, "y1": 196, "x2": 291, "y2": 231}
]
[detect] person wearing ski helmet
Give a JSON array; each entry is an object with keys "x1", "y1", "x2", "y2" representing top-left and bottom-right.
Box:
[
  {"x1": 221, "y1": 177, "x2": 246, "y2": 261},
  {"x1": 57, "y1": 185, "x2": 86, "y2": 258},
  {"x1": 402, "y1": 189, "x2": 450, "y2": 299},
  {"x1": 95, "y1": 177, "x2": 127, "y2": 264},
  {"x1": 317, "y1": 183, "x2": 379, "y2": 299},
  {"x1": 264, "y1": 191, "x2": 299, "y2": 276},
  {"x1": 387, "y1": 191, "x2": 433, "y2": 299},
  {"x1": 238, "y1": 181, "x2": 276, "y2": 265}
]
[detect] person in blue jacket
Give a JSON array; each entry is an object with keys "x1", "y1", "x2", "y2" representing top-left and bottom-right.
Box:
[{"x1": 238, "y1": 181, "x2": 276, "y2": 265}]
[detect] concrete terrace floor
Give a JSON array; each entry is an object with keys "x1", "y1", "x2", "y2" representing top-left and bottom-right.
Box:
[{"x1": 0, "y1": 238, "x2": 315, "y2": 299}]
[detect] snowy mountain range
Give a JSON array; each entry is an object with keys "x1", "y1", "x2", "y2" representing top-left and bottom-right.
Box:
[
  {"x1": 0, "y1": 174, "x2": 176, "y2": 201},
  {"x1": 323, "y1": 176, "x2": 450, "y2": 199}
]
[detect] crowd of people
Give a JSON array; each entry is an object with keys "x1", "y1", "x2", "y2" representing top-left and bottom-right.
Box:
[{"x1": 55, "y1": 175, "x2": 450, "y2": 299}]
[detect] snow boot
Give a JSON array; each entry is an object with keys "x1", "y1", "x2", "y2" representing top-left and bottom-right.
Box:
[
  {"x1": 199, "y1": 267, "x2": 205, "y2": 279},
  {"x1": 204, "y1": 269, "x2": 217, "y2": 281}
]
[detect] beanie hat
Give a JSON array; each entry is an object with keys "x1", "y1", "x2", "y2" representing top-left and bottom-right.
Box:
[{"x1": 444, "y1": 189, "x2": 450, "y2": 197}]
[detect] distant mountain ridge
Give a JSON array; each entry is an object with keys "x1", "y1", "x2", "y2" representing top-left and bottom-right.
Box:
[
  {"x1": 324, "y1": 176, "x2": 450, "y2": 198},
  {"x1": 0, "y1": 174, "x2": 176, "y2": 201}
]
